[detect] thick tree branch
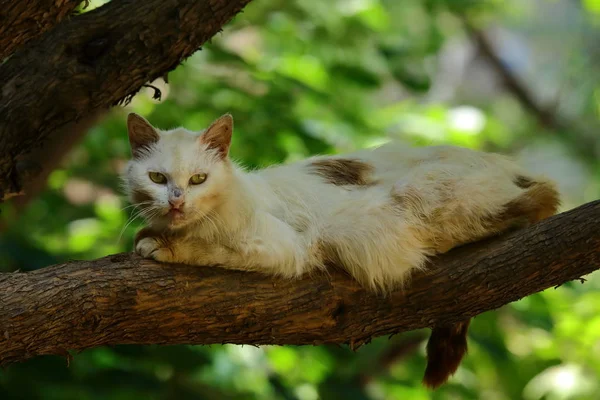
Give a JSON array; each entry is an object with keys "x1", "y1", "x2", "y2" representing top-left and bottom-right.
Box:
[
  {"x1": 0, "y1": 0, "x2": 252, "y2": 200},
  {"x1": 1, "y1": 200, "x2": 598, "y2": 367},
  {"x1": 0, "y1": 0, "x2": 83, "y2": 60}
]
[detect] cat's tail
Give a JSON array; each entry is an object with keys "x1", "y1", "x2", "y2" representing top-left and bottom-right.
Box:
[
  {"x1": 422, "y1": 177, "x2": 560, "y2": 389},
  {"x1": 422, "y1": 320, "x2": 470, "y2": 389}
]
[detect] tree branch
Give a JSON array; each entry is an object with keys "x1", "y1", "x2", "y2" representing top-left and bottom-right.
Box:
[
  {"x1": 0, "y1": 0, "x2": 83, "y2": 60},
  {"x1": 463, "y1": 20, "x2": 599, "y2": 163},
  {"x1": 0, "y1": 0, "x2": 252, "y2": 200},
  {"x1": 1, "y1": 200, "x2": 598, "y2": 367}
]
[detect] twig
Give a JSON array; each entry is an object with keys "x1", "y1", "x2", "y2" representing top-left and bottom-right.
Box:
[{"x1": 462, "y1": 18, "x2": 599, "y2": 163}]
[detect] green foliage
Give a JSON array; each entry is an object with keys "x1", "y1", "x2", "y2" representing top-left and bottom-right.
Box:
[{"x1": 2, "y1": 0, "x2": 600, "y2": 399}]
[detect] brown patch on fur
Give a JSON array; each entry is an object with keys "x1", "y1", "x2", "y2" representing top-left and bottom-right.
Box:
[
  {"x1": 131, "y1": 188, "x2": 154, "y2": 205},
  {"x1": 514, "y1": 175, "x2": 534, "y2": 189},
  {"x1": 486, "y1": 178, "x2": 560, "y2": 232},
  {"x1": 423, "y1": 320, "x2": 470, "y2": 389},
  {"x1": 308, "y1": 158, "x2": 376, "y2": 186}
]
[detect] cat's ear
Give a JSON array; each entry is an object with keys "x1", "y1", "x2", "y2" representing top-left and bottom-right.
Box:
[
  {"x1": 200, "y1": 114, "x2": 233, "y2": 159},
  {"x1": 127, "y1": 113, "x2": 159, "y2": 157}
]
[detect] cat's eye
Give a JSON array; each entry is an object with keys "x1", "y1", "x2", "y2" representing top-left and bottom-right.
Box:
[
  {"x1": 149, "y1": 172, "x2": 167, "y2": 184},
  {"x1": 189, "y1": 173, "x2": 207, "y2": 185}
]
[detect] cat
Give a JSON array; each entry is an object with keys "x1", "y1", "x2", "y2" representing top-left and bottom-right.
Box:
[{"x1": 122, "y1": 113, "x2": 560, "y2": 388}]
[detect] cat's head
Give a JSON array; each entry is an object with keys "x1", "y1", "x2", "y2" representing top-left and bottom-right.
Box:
[{"x1": 122, "y1": 113, "x2": 235, "y2": 229}]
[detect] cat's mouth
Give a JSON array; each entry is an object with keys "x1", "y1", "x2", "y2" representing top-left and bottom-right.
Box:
[{"x1": 166, "y1": 208, "x2": 186, "y2": 224}]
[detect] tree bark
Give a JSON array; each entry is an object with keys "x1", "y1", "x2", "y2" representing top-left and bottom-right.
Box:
[
  {"x1": 0, "y1": 0, "x2": 83, "y2": 60},
  {"x1": 1, "y1": 200, "x2": 598, "y2": 367},
  {"x1": 0, "y1": 0, "x2": 252, "y2": 200}
]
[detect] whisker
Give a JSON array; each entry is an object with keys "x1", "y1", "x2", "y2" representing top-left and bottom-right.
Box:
[
  {"x1": 117, "y1": 205, "x2": 159, "y2": 244},
  {"x1": 120, "y1": 201, "x2": 153, "y2": 212}
]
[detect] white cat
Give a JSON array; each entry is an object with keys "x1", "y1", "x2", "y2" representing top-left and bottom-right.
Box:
[{"x1": 122, "y1": 113, "x2": 560, "y2": 388}]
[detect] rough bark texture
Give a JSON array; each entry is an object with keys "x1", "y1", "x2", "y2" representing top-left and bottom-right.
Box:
[
  {"x1": 0, "y1": 0, "x2": 252, "y2": 200},
  {"x1": 0, "y1": 0, "x2": 83, "y2": 60},
  {"x1": 1, "y1": 200, "x2": 598, "y2": 366}
]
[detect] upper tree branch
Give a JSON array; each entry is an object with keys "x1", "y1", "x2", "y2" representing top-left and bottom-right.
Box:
[
  {"x1": 463, "y1": 20, "x2": 599, "y2": 163},
  {"x1": 0, "y1": 0, "x2": 83, "y2": 60},
  {"x1": 0, "y1": 0, "x2": 252, "y2": 200},
  {"x1": 1, "y1": 200, "x2": 598, "y2": 367}
]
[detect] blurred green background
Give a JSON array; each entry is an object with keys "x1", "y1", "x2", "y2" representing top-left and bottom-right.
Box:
[{"x1": 2, "y1": 0, "x2": 600, "y2": 399}]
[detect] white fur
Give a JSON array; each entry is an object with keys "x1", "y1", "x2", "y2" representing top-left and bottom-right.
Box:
[{"x1": 123, "y1": 118, "x2": 557, "y2": 292}]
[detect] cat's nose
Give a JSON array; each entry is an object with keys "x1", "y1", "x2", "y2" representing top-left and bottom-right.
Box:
[
  {"x1": 169, "y1": 188, "x2": 185, "y2": 209},
  {"x1": 169, "y1": 197, "x2": 185, "y2": 209}
]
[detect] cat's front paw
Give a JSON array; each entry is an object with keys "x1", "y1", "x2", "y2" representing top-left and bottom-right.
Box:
[{"x1": 135, "y1": 236, "x2": 174, "y2": 263}]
